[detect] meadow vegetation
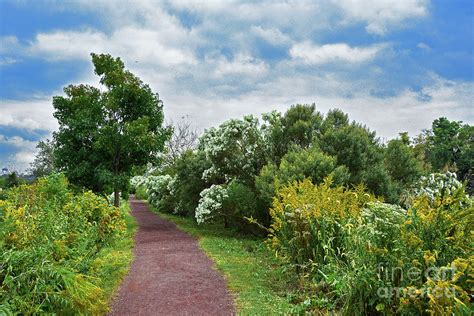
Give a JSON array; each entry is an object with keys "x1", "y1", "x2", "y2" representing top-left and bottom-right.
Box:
[{"x1": 0, "y1": 174, "x2": 136, "y2": 314}]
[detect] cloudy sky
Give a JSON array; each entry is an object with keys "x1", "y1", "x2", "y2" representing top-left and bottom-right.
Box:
[{"x1": 0, "y1": 0, "x2": 473, "y2": 171}]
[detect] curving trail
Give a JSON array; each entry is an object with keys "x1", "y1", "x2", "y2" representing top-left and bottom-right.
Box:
[{"x1": 109, "y1": 197, "x2": 235, "y2": 315}]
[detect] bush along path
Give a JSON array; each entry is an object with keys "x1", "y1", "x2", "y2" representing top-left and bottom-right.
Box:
[{"x1": 109, "y1": 197, "x2": 235, "y2": 315}]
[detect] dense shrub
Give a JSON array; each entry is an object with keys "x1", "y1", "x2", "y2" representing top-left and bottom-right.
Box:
[
  {"x1": 195, "y1": 184, "x2": 228, "y2": 225},
  {"x1": 0, "y1": 174, "x2": 126, "y2": 314},
  {"x1": 135, "y1": 185, "x2": 148, "y2": 200},
  {"x1": 318, "y1": 123, "x2": 397, "y2": 201},
  {"x1": 130, "y1": 175, "x2": 146, "y2": 193},
  {"x1": 199, "y1": 115, "x2": 267, "y2": 185},
  {"x1": 195, "y1": 180, "x2": 260, "y2": 229},
  {"x1": 171, "y1": 150, "x2": 211, "y2": 216},
  {"x1": 256, "y1": 146, "x2": 349, "y2": 214},
  {"x1": 145, "y1": 175, "x2": 175, "y2": 212}
]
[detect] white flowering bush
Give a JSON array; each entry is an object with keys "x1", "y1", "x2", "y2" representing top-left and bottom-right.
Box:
[
  {"x1": 195, "y1": 184, "x2": 228, "y2": 225},
  {"x1": 415, "y1": 172, "x2": 461, "y2": 197},
  {"x1": 145, "y1": 175, "x2": 175, "y2": 212},
  {"x1": 130, "y1": 175, "x2": 146, "y2": 192},
  {"x1": 415, "y1": 172, "x2": 470, "y2": 200},
  {"x1": 198, "y1": 115, "x2": 267, "y2": 184},
  {"x1": 402, "y1": 171, "x2": 471, "y2": 208}
]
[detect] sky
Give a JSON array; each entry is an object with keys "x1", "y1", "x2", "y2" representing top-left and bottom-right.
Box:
[{"x1": 0, "y1": 0, "x2": 473, "y2": 172}]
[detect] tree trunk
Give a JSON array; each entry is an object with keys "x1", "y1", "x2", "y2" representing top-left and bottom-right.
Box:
[{"x1": 114, "y1": 189, "x2": 120, "y2": 207}]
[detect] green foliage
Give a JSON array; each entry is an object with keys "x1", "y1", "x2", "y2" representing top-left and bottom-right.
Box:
[
  {"x1": 171, "y1": 150, "x2": 211, "y2": 216},
  {"x1": 226, "y1": 180, "x2": 259, "y2": 229},
  {"x1": 256, "y1": 146, "x2": 349, "y2": 218},
  {"x1": 385, "y1": 136, "x2": 423, "y2": 185},
  {"x1": 29, "y1": 139, "x2": 57, "y2": 178},
  {"x1": 134, "y1": 185, "x2": 148, "y2": 200},
  {"x1": 199, "y1": 115, "x2": 266, "y2": 185},
  {"x1": 130, "y1": 175, "x2": 146, "y2": 193},
  {"x1": 384, "y1": 135, "x2": 424, "y2": 200},
  {"x1": 195, "y1": 180, "x2": 261, "y2": 230},
  {"x1": 280, "y1": 104, "x2": 323, "y2": 149},
  {"x1": 318, "y1": 123, "x2": 396, "y2": 201},
  {"x1": 321, "y1": 108, "x2": 349, "y2": 133},
  {"x1": 53, "y1": 53, "x2": 171, "y2": 206},
  {"x1": 429, "y1": 118, "x2": 473, "y2": 192},
  {"x1": 0, "y1": 174, "x2": 131, "y2": 314},
  {"x1": 4, "y1": 172, "x2": 25, "y2": 188},
  {"x1": 262, "y1": 104, "x2": 324, "y2": 163},
  {"x1": 269, "y1": 177, "x2": 377, "y2": 267},
  {"x1": 268, "y1": 177, "x2": 473, "y2": 314},
  {"x1": 145, "y1": 175, "x2": 175, "y2": 212},
  {"x1": 428, "y1": 117, "x2": 463, "y2": 170}
]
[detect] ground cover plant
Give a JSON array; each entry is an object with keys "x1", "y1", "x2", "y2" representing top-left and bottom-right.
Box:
[{"x1": 0, "y1": 174, "x2": 136, "y2": 314}]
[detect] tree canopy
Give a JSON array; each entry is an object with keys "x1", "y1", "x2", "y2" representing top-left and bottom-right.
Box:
[{"x1": 53, "y1": 53, "x2": 171, "y2": 205}]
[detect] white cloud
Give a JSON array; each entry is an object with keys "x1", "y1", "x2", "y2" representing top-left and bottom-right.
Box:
[
  {"x1": 29, "y1": 27, "x2": 197, "y2": 67},
  {"x1": 290, "y1": 41, "x2": 385, "y2": 64},
  {"x1": 213, "y1": 54, "x2": 268, "y2": 77},
  {"x1": 13, "y1": 150, "x2": 37, "y2": 167},
  {"x1": 0, "y1": 98, "x2": 58, "y2": 132},
  {"x1": 332, "y1": 0, "x2": 429, "y2": 35},
  {"x1": 31, "y1": 29, "x2": 106, "y2": 60},
  {"x1": 417, "y1": 42, "x2": 431, "y2": 50},
  {"x1": 0, "y1": 135, "x2": 39, "y2": 172},
  {"x1": 0, "y1": 135, "x2": 37, "y2": 149},
  {"x1": 161, "y1": 74, "x2": 473, "y2": 140},
  {"x1": 0, "y1": 57, "x2": 17, "y2": 66},
  {"x1": 250, "y1": 26, "x2": 292, "y2": 45}
]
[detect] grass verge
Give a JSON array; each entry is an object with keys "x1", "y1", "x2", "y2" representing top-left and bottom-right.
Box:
[
  {"x1": 155, "y1": 210, "x2": 296, "y2": 315},
  {"x1": 95, "y1": 200, "x2": 137, "y2": 313}
]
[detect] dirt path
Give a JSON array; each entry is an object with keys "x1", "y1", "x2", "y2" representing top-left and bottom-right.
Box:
[{"x1": 109, "y1": 197, "x2": 235, "y2": 315}]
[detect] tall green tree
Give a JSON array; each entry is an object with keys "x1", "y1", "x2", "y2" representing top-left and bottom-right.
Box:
[
  {"x1": 318, "y1": 123, "x2": 395, "y2": 201},
  {"x1": 256, "y1": 145, "x2": 349, "y2": 219},
  {"x1": 53, "y1": 53, "x2": 171, "y2": 206},
  {"x1": 384, "y1": 134, "x2": 423, "y2": 198},
  {"x1": 262, "y1": 104, "x2": 323, "y2": 163},
  {"x1": 428, "y1": 117, "x2": 462, "y2": 170},
  {"x1": 29, "y1": 139, "x2": 57, "y2": 178},
  {"x1": 427, "y1": 117, "x2": 473, "y2": 192}
]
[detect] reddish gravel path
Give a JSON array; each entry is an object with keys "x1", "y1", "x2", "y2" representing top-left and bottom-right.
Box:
[{"x1": 109, "y1": 197, "x2": 235, "y2": 315}]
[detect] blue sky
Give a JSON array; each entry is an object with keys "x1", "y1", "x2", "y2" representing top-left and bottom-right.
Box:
[{"x1": 0, "y1": 0, "x2": 473, "y2": 171}]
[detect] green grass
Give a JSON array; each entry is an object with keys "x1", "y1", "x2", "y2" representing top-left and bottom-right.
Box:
[
  {"x1": 96, "y1": 200, "x2": 138, "y2": 312},
  {"x1": 155, "y1": 210, "x2": 296, "y2": 315},
  {"x1": 134, "y1": 185, "x2": 148, "y2": 200}
]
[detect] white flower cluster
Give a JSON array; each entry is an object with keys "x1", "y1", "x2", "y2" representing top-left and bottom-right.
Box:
[
  {"x1": 198, "y1": 115, "x2": 265, "y2": 182},
  {"x1": 145, "y1": 175, "x2": 173, "y2": 209},
  {"x1": 195, "y1": 184, "x2": 228, "y2": 224},
  {"x1": 130, "y1": 175, "x2": 147, "y2": 191},
  {"x1": 413, "y1": 171, "x2": 464, "y2": 201}
]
